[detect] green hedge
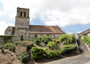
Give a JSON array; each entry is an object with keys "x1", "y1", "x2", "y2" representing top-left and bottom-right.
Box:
[
  {"x1": 3, "y1": 43, "x2": 15, "y2": 52},
  {"x1": 60, "y1": 44, "x2": 77, "y2": 54},
  {"x1": 41, "y1": 36, "x2": 52, "y2": 44},
  {"x1": 47, "y1": 41, "x2": 56, "y2": 49},
  {"x1": 19, "y1": 52, "x2": 29, "y2": 63},
  {"x1": 34, "y1": 39, "x2": 40, "y2": 44},
  {"x1": 0, "y1": 35, "x2": 13, "y2": 43},
  {"x1": 45, "y1": 50, "x2": 61, "y2": 58},
  {"x1": 58, "y1": 34, "x2": 75, "y2": 45},
  {"x1": 31, "y1": 47, "x2": 45, "y2": 61}
]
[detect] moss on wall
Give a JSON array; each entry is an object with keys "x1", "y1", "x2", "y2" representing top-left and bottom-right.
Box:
[{"x1": 0, "y1": 35, "x2": 13, "y2": 43}]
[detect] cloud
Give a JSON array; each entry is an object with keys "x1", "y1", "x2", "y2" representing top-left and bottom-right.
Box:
[
  {"x1": 0, "y1": 21, "x2": 14, "y2": 35},
  {"x1": 0, "y1": 0, "x2": 90, "y2": 27}
]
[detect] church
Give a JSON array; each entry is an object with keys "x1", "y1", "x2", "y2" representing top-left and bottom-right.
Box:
[{"x1": 4, "y1": 7, "x2": 65, "y2": 39}]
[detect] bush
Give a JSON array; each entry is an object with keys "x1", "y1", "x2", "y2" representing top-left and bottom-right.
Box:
[
  {"x1": 34, "y1": 39, "x2": 40, "y2": 44},
  {"x1": 60, "y1": 44, "x2": 77, "y2": 54},
  {"x1": 3, "y1": 43, "x2": 15, "y2": 52},
  {"x1": 31, "y1": 47, "x2": 45, "y2": 61},
  {"x1": 14, "y1": 41, "x2": 23, "y2": 46},
  {"x1": 53, "y1": 39, "x2": 60, "y2": 43},
  {"x1": 19, "y1": 52, "x2": 29, "y2": 63},
  {"x1": 45, "y1": 50, "x2": 61, "y2": 58},
  {"x1": 41, "y1": 36, "x2": 52, "y2": 44},
  {"x1": 58, "y1": 34, "x2": 75, "y2": 45},
  {"x1": 47, "y1": 41, "x2": 56, "y2": 49},
  {"x1": 39, "y1": 36, "x2": 43, "y2": 42},
  {"x1": 20, "y1": 36, "x2": 24, "y2": 41}
]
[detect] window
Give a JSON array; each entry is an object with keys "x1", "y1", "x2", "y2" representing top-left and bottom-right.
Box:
[
  {"x1": 20, "y1": 12, "x2": 22, "y2": 17},
  {"x1": 35, "y1": 34, "x2": 37, "y2": 37},
  {"x1": 24, "y1": 12, "x2": 26, "y2": 17}
]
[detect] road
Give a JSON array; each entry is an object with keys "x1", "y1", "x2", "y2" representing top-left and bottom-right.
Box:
[{"x1": 45, "y1": 53, "x2": 90, "y2": 64}]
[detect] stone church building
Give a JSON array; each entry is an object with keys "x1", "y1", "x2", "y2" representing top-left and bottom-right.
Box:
[{"x1": 4, "y1": 7, "x2": 65, "y2": 40}]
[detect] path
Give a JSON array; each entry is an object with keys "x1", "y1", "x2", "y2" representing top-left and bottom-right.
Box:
[{"x1": 45, "y1": 53, "x2": 90, "y2": 64}]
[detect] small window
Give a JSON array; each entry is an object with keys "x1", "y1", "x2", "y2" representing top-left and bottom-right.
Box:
[
  {"x1": 35, "y1": 34, "x2": 37, "y2": 37},
  {"x1": 20, "y1": 12, "x2": 22, "y2": 17},
  {"x1": 24, "y1": 12, "x2": 26, "y2": 17}
]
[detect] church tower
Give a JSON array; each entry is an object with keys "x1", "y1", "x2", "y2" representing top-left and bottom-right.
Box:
[{"x1": 15, "y1": 7, "x2": 30, "y2": 36}]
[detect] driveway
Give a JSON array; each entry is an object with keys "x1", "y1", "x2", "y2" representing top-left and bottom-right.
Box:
[{"x1": 45, "y1": 53, "x2": 90, "y2": 64}]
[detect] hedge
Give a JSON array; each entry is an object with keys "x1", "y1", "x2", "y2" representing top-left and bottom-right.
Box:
[
  {"x1": 60, "y1": 44, "x2": 77, "y2": 54},
  {"x1": 47, "y1": 41, "x2": 56, "y2": 49},
  {"x1": 58, "y1": 34, "x2": 75, "y2": 45},
  {"x1": 31, "y1": 47, "x2": 45, "y2": 61}
]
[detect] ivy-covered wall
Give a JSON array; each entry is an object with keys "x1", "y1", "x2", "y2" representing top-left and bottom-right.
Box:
[{"x1": 0, "y1": 35, "x2": 13, "y2": 44}]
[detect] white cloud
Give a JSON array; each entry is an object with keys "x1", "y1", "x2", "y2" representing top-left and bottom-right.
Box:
[
  {"x1": 0, "y1": 21, "x2": 14, "y2": 35},
  {"x1": 0, "y1": 0, "x2": 90, "y2": 27}
]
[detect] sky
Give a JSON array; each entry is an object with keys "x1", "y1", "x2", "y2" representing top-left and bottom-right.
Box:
[{"x1": 0, "y1": 0, "x2": 90, "y2": 35}]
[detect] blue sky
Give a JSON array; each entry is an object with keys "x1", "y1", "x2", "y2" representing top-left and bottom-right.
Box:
[{"x1": 0, "y1": 0, "x2": 90, "y2": 35}]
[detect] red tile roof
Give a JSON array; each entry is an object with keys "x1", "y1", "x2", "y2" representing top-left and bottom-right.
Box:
[
  {"x1": 28, "y1": 25, "x2": 65, "y2": 34},
  {"x1": 5, "y1": 25, "x2": 65, "y2": 34}
]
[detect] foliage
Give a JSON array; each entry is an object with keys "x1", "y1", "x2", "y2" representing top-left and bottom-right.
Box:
[
  {"x1": 34, "y1": 38, "x2": 40, "y2": 44},
  {"x1": 60, "y1": 44, "x2": 77, "y2": 54},
  {"x1": 19, "y1": 52, "x2": 29, "y2": 63},
  {"x1": 58, "y1": 34, "x2": 75, "y2": 45},
  {"x1": 14, "y1": 41, "x2": 23, "y2": 46},
  {"x1": 31, "y1": 47, "x2": 45, "y2": 61},
  {"x1": 0, "y1": 35, "x2": 13, "y2": 43},
  {"x1": 45, "y1": 50, "x2": 61, "y2": 58},
  {"x1": 20, "y1": 36, "x2": 24, "y2": 41},
  {"x1": 81, "y1": 35, "x2": 90, "y2": 48},
  {"x1": 47, "y1": 41, "x2": 56, "y2": 49},
  {"x1": 3, "y1": 43, "x2": 15, "y2": 52},
  {"x1": 39, "y1": 36, "x2": 43, "y2": 42},
  {"x1": 53, "y1": 39, "x2": 60, "y2": 43},
  {"x1": 41, "y1": 36, "x2": 52, "y2": 44}
]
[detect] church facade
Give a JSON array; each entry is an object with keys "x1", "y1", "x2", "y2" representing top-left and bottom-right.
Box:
[{"x1": 4, "y1": 7, "x2": 65, "y2": 39}]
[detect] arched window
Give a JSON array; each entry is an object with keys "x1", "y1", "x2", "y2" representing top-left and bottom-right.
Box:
[
  {"x1": 20, "y1": 12, "x2": 22, "y2": 17},
  {"x1": 35, "y1": 34, "x2": 37, "y2": 37},
  {"x1": 24, "y1": 12, "x2": 26, "y2": 17}
]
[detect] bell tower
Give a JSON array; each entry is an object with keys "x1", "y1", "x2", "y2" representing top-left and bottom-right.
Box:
[{"x1": 15, "y1": 7, "x2": 30, "y2": 36}]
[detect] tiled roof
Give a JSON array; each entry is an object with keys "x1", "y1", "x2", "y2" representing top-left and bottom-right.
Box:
[
  {"x1": 28, "y1": 25, "x2": 65, "y2": 34},
  {"x1": 5, "y1": 25, "x2": 65, "y2": 34},
  {"x1": 77, "y1": 28, "x2": 90, "y2": 37}
]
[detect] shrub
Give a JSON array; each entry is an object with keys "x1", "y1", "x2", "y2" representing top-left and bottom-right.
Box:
[
  {"x1": 60, "y1": 44, "x2": 77, "y2": 54},
  {"x1": 3, "y1": 43, "x2": 15, "y2": 52},
  {"x1": 53, "y1": 39, "x2": 60, "y2": 43},
  {"x1": 41, "y1": 36, "x2": 52, "y2": 44},
  {"x1": 20, "y1": 36, "x2": 24, "y2": 41},
  {"x1": 58, "y1": 34, "x2": 75, "y2": 45},
  {"x1": 39, "y1": 36, "x2": 43, "y2": 42},
  {"x1": 45, "y1": 50, "x2": 61, "y2": 58},
  {"x1": 31, "y1": 47, "x2": 45, "y2": 61},
  {"x1": 19, "y1": 52, "x2": 29, "y2": 63},
  {"x1": 34, "y1": 39, "x2": 40, "y2": 44},
  {"x1": 14, "y1": 41, "x2": 23, "y2": 46},
  {"x1": 47, "y1": 41, "x2": 56, "y2": 49},
  {"x1": 46, "y1": 36, "x2": 52, "y2": 41}
]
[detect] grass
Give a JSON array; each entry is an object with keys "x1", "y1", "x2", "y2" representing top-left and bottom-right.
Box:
[{"x1": 81, "y1": 35, "x2": 90, "y2": 48}]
